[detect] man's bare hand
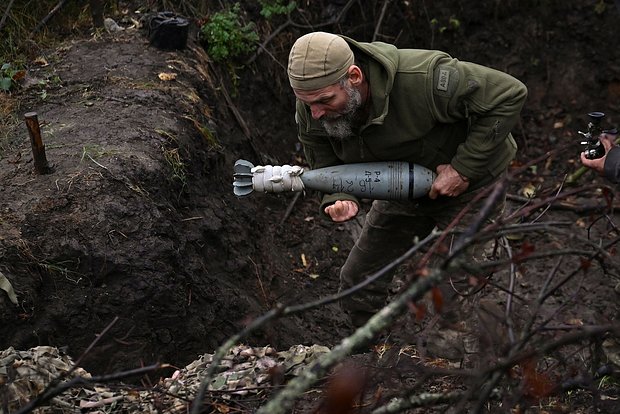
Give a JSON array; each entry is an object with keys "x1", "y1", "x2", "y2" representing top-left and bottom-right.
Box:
[
  {"x1": 324, "y1": 200, "x2": 359, "y2": 222},
  {"x1": 580, "y1": 132, "x2": 616, "y2": 175},
  {"x1": 428, "y1": 164, "x2": 470, "y2": 199}
]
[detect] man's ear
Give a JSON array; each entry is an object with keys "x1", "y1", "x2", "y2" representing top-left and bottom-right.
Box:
[{"x1": 347, "y1": 65, "x2": 363, "y2": 86}]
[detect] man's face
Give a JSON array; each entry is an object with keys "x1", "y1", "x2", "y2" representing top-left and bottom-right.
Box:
[{"x1": 294, "y1": 80, "x2": 362, "y2": 139}]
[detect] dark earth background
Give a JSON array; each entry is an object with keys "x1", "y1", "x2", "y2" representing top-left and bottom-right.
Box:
[{"x1": 1, "y1": 0, "x2": 620, "y2": 411}]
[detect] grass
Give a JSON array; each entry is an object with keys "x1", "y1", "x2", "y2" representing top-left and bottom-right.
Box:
[
  {"x1": 181, "y1": 116, "x2": 221, "y2": 150},
  {"x1": 157, "y1": 129, "x2": 188, "y2": 191},
  {"x1": 162, "y1": 146, "x2": 187, "y2": 187},
  {"x1": 0, "y1": 1, "x2": 96, "y2": 63},
  {"x1": 80, "y1": 144, "x2": 116, "y2": 161}
]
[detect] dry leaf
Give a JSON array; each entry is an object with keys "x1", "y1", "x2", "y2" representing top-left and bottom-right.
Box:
[
  {"x1": 521, "y1": 182, "x2": 537, "y2": 198},
  {"x1": 12, "y1": 70, "x2": 26, "y2": 81},
  {"x1": 158, "y1": 72, "x2": 177, "y2": 81},
  {"x1": 33, "y1": 57, "x2": 49, "y2": 66},
  {"x1": 214, "y1": 402, "x2": 231, "y2": 413}
]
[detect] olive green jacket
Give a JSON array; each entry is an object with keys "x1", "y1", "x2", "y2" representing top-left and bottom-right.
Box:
[{"x1": 294, "y1": 37, "x2": 528, "y2": 216}]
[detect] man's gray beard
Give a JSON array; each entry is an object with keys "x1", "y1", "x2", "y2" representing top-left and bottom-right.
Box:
[{"x1": 320, "y1": 84, "x2": 362, "y2": 139}]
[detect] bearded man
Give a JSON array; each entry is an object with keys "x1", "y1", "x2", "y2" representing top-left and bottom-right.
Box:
[{"x1": 288, "y1": 32, "x2": 528, "y2": 328}]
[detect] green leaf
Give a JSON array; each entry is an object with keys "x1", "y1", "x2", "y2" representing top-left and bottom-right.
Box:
[{"x1": 0, "y1": 77, "x2": 12, "y2": 91}]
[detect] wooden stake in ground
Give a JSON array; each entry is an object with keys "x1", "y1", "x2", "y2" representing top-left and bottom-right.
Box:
[{"x1": 24, "y1": 112, "x2": 50, "y2": 174}]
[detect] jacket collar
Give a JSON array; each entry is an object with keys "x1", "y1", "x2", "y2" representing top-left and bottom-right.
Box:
[{"x1": 340, "y1": 36, "x2": 399, "y2": 126}]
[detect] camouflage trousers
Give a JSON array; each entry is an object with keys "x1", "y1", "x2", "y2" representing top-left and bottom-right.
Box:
[{"x1": 339, "y1": 180, "x2": 506, "y2": 328}]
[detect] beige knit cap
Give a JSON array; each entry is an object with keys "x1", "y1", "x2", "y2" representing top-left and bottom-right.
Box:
[{"x1": 288, "y1": 32, "x2": 354, "y2": 91}]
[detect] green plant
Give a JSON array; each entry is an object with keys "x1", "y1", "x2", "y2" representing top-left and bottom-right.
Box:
[
  {"x1": 594, "y1": 0, "x2": 606, "y2": 15},
  {"x1": 449, "y1": 16, "x2": 461, "y2": 30},
  {"x1": 259, "y1": 0, "x2": 296, "y2": 19},
  {"x1": 0, "y1": 63, "x2": 24, "y2": 92},
  {"x1": 430, "y1": 16, "x2": 461, "y2": 34},
  {"x1": 200, "y1": 4, "x2": 259, "y2": 63}
]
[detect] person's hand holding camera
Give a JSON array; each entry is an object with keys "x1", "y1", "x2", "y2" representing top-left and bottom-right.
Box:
[{"x1": 580, "y1": 132, "x2": 617, "y2": 175}]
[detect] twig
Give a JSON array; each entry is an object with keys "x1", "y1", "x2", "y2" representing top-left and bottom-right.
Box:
[
  {"x1": 469, "y1": 323, "x2": 618, "y2": 413},
  {"x1": 372, "y1": 0, "x2": 391, "y2": 42},
  {"x1": 244, "y1": 19, "x2": 292, "y2": 65},
  {"x1": 14, "y1": 363, "x2": 166, "y2": 414},
  {"x1": 29, "y1": 0, "x2": 68, "y2": 38},
  {"x1": 0, "y1": 0, "x2": 16, "y2": 32},
  {"x1": 248, "y1": 256, "x2": 270, "y2": 308},
  {"x1": 467, "y1": 226, "x2": 620, "y2": 411},
  {"x1": 87, "y1": 153, "x2": 108, "y2": 170},
  {"x1": 372, "y1": 350, "x2": 619, "y2": 414},
  {"x1": 279, "y1": 192, "x2": 301, "y2": 226},
  {"x1": 452, "y1": 178, "x2": 509, "y2": 253},
  {"x1": 72, "y1": 316, "x2": 119, "y2": 369},
  {"x1": 531, "y1": 174, "x2": 567, "y2": 222},
  {"x1": 371, "y1": 389, "x2": 502, "y2": 413},
  {"x1": 502, "y1": 236, "x2": 516, "y2": 345},
  {"x1": 245, "y1": 0, "x2": 358, "y2": 65},
  {"x1": 207, "y1": 61, "x2": 265, "y2": 165},
  {"x1": 437, "y1": 148, "x2": 561, "y2": 267},
  {"x1": 504, "y1": 187, "x2": 596, "y2": 222}
]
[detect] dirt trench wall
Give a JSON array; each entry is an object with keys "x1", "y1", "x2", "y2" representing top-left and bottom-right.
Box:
[{"x1": 0, "y1": 32, "x2": 280, "y2": 374}]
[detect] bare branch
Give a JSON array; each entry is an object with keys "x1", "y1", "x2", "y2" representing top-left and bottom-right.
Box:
[
  {"x1": 14, "y1": 363, "x2": 166, "y2": 414},
  {"x1": 29, "y1": 0, "x2": 68, "y2": 38},
  {"x1": 0, "y1": 0, "x2": 16, "y2": 32},
  {"x1": 372, "y1": 0, "x2": 392, "y2": 42}
]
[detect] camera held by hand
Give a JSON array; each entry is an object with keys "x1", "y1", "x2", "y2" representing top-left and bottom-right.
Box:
[{"x1": 579, "y1": 111, "x2": 617, "y2": 160}]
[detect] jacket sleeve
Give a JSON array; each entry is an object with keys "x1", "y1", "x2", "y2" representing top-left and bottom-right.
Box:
[
  {"x1": 428, "y1": 58, "x2": 528, "y2": 181},
  {"x1": 295, "y1": 100, "x2": 360, "y2": 219},
  {"x1": 604, "y1": 146, "x2": 620, "y2": 183}
]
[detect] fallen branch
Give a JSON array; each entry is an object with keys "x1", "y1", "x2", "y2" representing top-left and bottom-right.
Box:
[
  {"x1": 507, "y1": 193, "x2": 619, "y2": 213},
  {"x1": 371, "y1": 389, "x2": 502, "y2": 414}
]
